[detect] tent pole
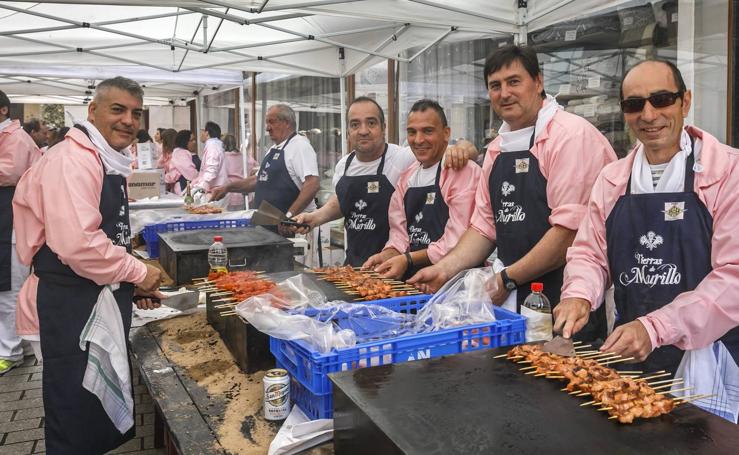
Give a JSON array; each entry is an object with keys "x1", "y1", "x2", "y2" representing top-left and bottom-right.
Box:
[
  {"x1": 339, "y1": 49, "x2": 347, "y2": 156},
  {"x1": 201, "y1": 0, "x2": 363, "y2": 14},
  {"x1": 408, "y1": 27, "x2": 456, "y2": 63},
  {"x1": 238, "y1": 76, "x2": 249, "y2": 209}
]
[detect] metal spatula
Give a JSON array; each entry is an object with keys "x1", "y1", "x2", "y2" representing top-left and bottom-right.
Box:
[
  {"x1": 252, "y1": 200, "x2": 310, "y2": 228},
  {"x1": 542, "y1": 335, "x2": 576, "y2": 357}
]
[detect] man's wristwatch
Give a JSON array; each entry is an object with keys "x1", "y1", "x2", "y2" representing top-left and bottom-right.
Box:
[{"x1": 500, "y1": 269, "x2": 518, "y2": 291}]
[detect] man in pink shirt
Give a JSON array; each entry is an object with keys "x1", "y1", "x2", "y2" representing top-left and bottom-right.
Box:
[
  {"x1": 191, "y1": 120, "x2": 229, "y2": 195},
  {"x1": 0, "y1": 90, "x2": 41, "y2": 374},
  {"x1": 364, "y1": 99, "x2": 481, "y2": 280},
  {"x1": 554, "y1": 60, "x2": 739, "y2": 381},
  {"x1": 409, "y1": 45, "x2": 616, "y2": 342},
  {"x1": 13, "y1": 77, "x2": 163, "y2": 452}
]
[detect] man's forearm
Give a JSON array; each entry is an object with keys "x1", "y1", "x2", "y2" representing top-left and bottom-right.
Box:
[
  {"x1": 229, "y1": 175, "x2": 257, "y2": 194},
  {"x1": 436, "y1": 228, "x2": 495, "y2": 276},
  {"x1": 313, "y1": 195, "x2": 343, "y2": 225},
  {"x1": 506, "y1": 225, "x2": 576, "y2": 284},
  {"x1": 410, "y1": 249, "x2": 431, "y2": 268},
  {"x1": 288, "y1": 176, "x2": 320, "y2": 215}
]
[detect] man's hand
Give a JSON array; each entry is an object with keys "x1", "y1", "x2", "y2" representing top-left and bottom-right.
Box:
[
  {"x1": 407, "y1": 264, "x2": 450, "y2": 294},
  {"x1": 133, "y1": 288, "x2": 165, "y2": 310},
  {"x1": 375, "y1": 254, "x2": 407, "y2": 280},
  {"x1": 487, "y1": 273, "x2": 510, "y2": 306},
  {"x1": 600, "y1": 321, "x2": 653, "y2": 362},
  {"x1": 138, "y1": 263, "x2": 162, "y2": 293},
  {"x1": 444, "y1": 139, "x2": 478, "y2": 170},
  {"x1": 552, "y1": 298, "x2": 591, "y2": 338},
  {"x1": 210, "y1": 185, "x2": 228, "y2": 201},
  {"x1": 292, "y1": 212, "x2": 317, "y2": 234},
  {"x1": 362, "y1": 249, "x2": 399, "y2": 271}
]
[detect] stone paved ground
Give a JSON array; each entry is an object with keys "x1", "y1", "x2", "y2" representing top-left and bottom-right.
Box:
[{"x1": 0, "y1": 356, "x2": 165, "y2": 455}]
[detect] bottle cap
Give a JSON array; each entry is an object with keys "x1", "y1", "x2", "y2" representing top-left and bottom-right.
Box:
[
  {"x1": 531, "y1": 282, "x2": 543, "y2": 292},
  {"x1": 214, "y1": 235, "x2": 223, "y2": 242}
]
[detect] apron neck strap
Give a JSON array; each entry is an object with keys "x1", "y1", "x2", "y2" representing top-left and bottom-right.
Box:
[
  {"x1": 528, "y1": 127, "x2": 536, "y2": 149},
  {"x1": 376, "y1": 143, "x2": 388, "y2": 175},
  {"x1": 275, "y1": 132, "x2": 297, "y2": 151},
  {"x1": 434, "y1": 160, "x2": 443, "y2": 186}
]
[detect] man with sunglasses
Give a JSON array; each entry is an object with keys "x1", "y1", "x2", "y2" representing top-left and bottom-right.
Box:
[
  {"x1": 554, "y1": 60, "x2": 739, "y2": 420},
  {"x1": 409, "y1": 45, "x2": 616, "y2": 342}
]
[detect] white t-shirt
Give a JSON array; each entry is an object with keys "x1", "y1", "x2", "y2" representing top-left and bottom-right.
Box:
[
  {"x1": 332, "y1": 144, "x2": 416, "y2": 190},
  {"x1": 259, "y1": 133, "x2": 319, "y2": 211},
  {"x1": 406, "y1": 160, "x2": 442, "y2": 188}
]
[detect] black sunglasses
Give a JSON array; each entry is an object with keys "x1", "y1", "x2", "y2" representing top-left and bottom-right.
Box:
[{"x1": 620, "y1": 91, "x2": 683, "y2": 114}]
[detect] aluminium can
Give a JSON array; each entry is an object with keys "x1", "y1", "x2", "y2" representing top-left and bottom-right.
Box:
[{"x1": 263, "y1": 368, "x2": 290, "y2": 420}]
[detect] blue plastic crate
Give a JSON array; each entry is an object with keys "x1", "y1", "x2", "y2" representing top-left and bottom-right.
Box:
[
  {"x1": 141, "y1": 218, "x2": 249, "y2": 258},
  {"x1": 280, "y1": 362, "x2": 332, "y2": 420},
  {"x1": 270, "y1": 305, "x2": 526, "y2": 396}
]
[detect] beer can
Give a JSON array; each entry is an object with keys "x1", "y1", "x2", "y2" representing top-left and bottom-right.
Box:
[{"x1": 263, "y1": 368, "x2": 290, "y2": 420}]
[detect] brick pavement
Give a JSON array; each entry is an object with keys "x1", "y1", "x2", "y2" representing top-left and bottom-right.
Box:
[{"x1": 0, "y1": 356, "x2": 164, "y2": 455}]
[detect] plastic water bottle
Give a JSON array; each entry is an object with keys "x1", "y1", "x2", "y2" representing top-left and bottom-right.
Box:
[
  {"x1": 208, "y1": 235, "x2": 228, "y2": 275},
  {"x1": 521, "y1": 282, "x2": 553, "y2": 342}
]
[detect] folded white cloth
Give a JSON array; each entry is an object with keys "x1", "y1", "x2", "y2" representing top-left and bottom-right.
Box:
[
  {"x1": 78, "y1": 120, "x2": 134, "y2": 178},
  {"x1": 79, "y1": 284, "x2": 134, "y2": 434},
  {"x1": 630, "y1": 128, "x2": 701, "y2": 194}
]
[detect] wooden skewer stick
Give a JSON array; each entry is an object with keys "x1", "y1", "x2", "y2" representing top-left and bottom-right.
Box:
[
  {"x1": 220, "y1": 311, "x2": 237, "y2": 316},
  {"x1": 534, "y1": 373, "x2": 547, "y2": 377},
  {"x1": 594, "y1": 355, "x2": 623, "y2": 364},
  {"x1": 573, "y1": 341, "x2": 583, "y2": 345},
  {"x1": 580, "y1": 352, "x2": 617, "y2": 359},
  {"x1": 192, "y1": 277, "x2": 210, "y2": 281},
  {"x1": 666, "y1": 386, "x2": 693, "y2": 395},
  {"x1": 608, "y1": 415, "x2": 619, "y2": 420},
  {"x1": 647, "y1": 378, "x2": 682, "y2": 387},
  {"x1": 597, "y1": 406, "x2": 613, "y2": 411},
  {"x1": 599, "y1": 357, "x2": 635, "y2": 366},
  {"x1": 576, "y1": 350, "x2": 600, "y2": 356},
  {"x1": 214, "y1": 303, "x2": 237, "y2": 309},
  {"x1": 652, "y1": 380, "x2": 684, "y2": 391},
  {"x1": 618, "y1": 371, "x2": 643, "y2": 374},
  {"x1": 525, "y1": 371, "x2": 538, "y2": 375},
  {"x1": 212, "y1": 297, "x2": 236, "y2": 303},
  {"x1": 210, "y1": 291, "x2": 233, "y2": 297},
  {"x1": 580, "y1": 400, "x2": 597, "y2": 407},
  {"x1": 574, "y1": 344, "x2": 592, "y2": 350},
  {"x1": 674, "y1": 393, "x2": 716, "y2": 404},
  {"x1": 560, "y1": 387, "x2": 570, "y2": 392},
  {"x1": 517, "y1": 359, "x2": 533, "y2": 364},
  {"x1": 493, "y1": 353, "x2": 509, "y2": 359},
  {"x1": 637, "y1": 371, "x2": 669, "y2": 381},
  {"x1": 547, "y1": 375, "x2": 565, "y2": 379},
  {"x1": 520, "y1": 366, "x2": 537, "y2": 371}
]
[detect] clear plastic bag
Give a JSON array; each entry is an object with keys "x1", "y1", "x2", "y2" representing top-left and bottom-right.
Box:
[
  {"x1": 235, "y1": 294, "x2": 355, "y2": 353},
  {"x1": 301, "y1": 302, "x2": 416, "y2": 344},
  {"x1": 414, "y1": 267, "x2": 497, "y2": 332},
  {"x1": 269, "y1": 274, "x2": 328, "y2": 310}
]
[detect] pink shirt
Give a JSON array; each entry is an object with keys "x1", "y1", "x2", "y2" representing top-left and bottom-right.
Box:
[
  {"x1": 0, "y1": 120, "x2": 41, "y2": 186},
  {"x1": 384, "y1": 160, "x2": 481, "y2": 264},
  {"x1": 224, "y1": 151, "x2": 245, "y2": 206},
  {"x1": 13, "y1": 127, "x2": 148, "y2": 335},
  {"x1": 163, "y1": 148, "x2": 199, "y2": 195},
  {"x1": 561, "y1": 126, "x2": 739, "y2": 352},
  {"x1": 470, "y1": 109, "x2": 617, "y2": 243},
  {"x1": 192, "y1": 138, "x2": 228, "y2": 192}
]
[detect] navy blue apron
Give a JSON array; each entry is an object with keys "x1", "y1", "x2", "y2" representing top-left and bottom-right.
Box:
[
  {"x1": 253, "y1": 132, "x2": 300, "y2": 215},
  {"x1": 489, "y1": 131, "x2": 607, "y2": 342},
  {"x1": 35, "y1": 125, "x2": 135, "y2": 454},
  {"x1": 336, "y1": 145, "x2": 394, "y2": 266},
  {"x1": 0, "y1": 185, "x2": 14, "y2": 291},
  {"x1": 606, "y1": 146, "x2": 739, "y2": 374},
  {"x1": 192, "y1": 153, "x2": 201, "y2": 172},
  {"x1": 403, "y1": 162, "x2": 449, "y2": 278}
]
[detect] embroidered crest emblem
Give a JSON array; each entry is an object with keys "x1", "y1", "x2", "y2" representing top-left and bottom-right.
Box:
[
  {"x1": 367, "y1": 181, "x2": 379, "y2": 193},
  {"x1": 639, "y1": 231, "x2": 664, "y2": 251},
  {"x1": 425, "y1": 192, "x2": 436, "y2": 204},
  {"x1": 663, "y1": 202, "x2": 686, "y2": 221},
  {"x1": 415, "y1": 212, "x2": 424, "y2": 223},
  {"x1": 355, "y1": 199, "x2": 367, "y2": 211},
  {"x1": 501, "y1": 181, "x2": 516, "y2": 197},
  {"x1": 273, "y1": 152, "x2": 280, "y2": 160},
  {"x1": 515, "y1": 158, "x2": 530, "y2": 173}
]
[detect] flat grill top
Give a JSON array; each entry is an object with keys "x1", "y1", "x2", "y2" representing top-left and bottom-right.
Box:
[{"x1": 158, "y1": 226, "x2": 292, "y2": 252}]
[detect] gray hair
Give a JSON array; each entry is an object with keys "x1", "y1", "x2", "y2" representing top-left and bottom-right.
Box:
[
  {"x1": 94, "y1": 76, "x2": 144, "y2": 103},
  {"x1": 269, "y1": 104, "x2": 296, "y2": 130}
]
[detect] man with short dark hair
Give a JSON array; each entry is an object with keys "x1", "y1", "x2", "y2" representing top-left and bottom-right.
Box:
[
  {"x1": 13, "y1": 76, "x2": 164, "y2": 452},
  {"x1": 364, "y1": 100, "x2": 480, "y2": 279},
  {"x1": 0, "y1": 89, "x2": 40, "y2": 375},
  {"x1": 410, "y1": 45, "x2": 616, "y2": 342},
  {"x1": 554, "y1": 60, "x2": 739, "y2": 417},
  {"x1": 211, "y1": 104, "x2": 320, "y2": 227},
  {"x1": 192, "y1": 120, "x2": 228, "y2": 194},
  {"x1": 22, "y1": 118, "x2": 48, "y2": 149}
]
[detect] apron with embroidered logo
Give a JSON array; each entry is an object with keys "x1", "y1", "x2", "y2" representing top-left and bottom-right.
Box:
[
  {"x1": 336, "y1": 145, "x2": 394, "y2": 266},
  {"x1": 254, "y1": 132, "x2": 300, "y2": 215},
  {"x1": 490, "y1": 132, "x2": 607, "y2": 341},
  {"x1": 34, "y1": 125, "x2": 135, "y2": 454},
  {"x1": 403, "y1": 163, "x2": 449, "y2": 279},
  {"x1": 606, "y1": 148, "x2": 739, "y2": 375}
]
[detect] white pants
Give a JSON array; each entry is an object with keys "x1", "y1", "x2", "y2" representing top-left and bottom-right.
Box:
[{"x1": 0, "y1": 242, "x2": 29, "y2": 361}]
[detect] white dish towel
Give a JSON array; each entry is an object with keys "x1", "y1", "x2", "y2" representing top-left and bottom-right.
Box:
[{"x1": 79, "y1": 284, "x2": 134, "y2": 434}]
